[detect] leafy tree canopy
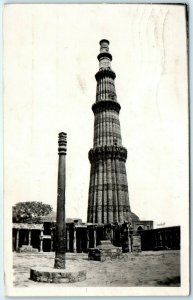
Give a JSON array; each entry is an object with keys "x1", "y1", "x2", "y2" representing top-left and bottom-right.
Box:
[{"x1": 12, "y1": 201, "x2": 53, "y2": 223}]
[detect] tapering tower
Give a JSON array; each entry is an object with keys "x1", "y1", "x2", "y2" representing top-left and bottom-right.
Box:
[{"x1": 87, "y1": 39, "x2": 133, "y2": 224}]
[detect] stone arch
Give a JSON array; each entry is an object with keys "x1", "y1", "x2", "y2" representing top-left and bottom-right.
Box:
[{"x1": 137, "y1": 226, "x2": 144, "y2": 231}]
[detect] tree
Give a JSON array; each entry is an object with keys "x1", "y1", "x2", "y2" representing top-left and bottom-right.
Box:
[{"x1": 12, "y1": 201, "x2": 53, "y2": 223}]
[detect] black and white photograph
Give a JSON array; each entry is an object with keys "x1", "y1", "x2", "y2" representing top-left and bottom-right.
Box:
[{"x1": 4, "y1": 3, "x2": 189, "y2": 297}]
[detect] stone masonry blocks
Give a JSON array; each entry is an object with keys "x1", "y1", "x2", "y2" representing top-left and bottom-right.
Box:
[{"x1": 30, "y1": 267, "x2": 86, "y2": 283}]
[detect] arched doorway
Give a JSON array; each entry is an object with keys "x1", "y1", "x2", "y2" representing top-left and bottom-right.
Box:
[{"x1": 137, "y1": 226, "x2": 144, "y2": 232}]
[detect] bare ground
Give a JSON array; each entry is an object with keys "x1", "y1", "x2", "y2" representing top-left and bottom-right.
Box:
[{"x1": 13, "y1": 250, "x2": 180, "y2": 287}]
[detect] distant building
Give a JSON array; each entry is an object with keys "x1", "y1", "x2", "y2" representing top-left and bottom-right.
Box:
[{"x1": 12, "y1": 217, "x2": 179, "y2": 253}]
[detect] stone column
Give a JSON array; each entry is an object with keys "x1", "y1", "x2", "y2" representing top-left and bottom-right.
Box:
[
  {"x1": 93, "y1": 227, "x2": 97, "y2": 248},
  {"x1": 86, "y1": 229, "x2": 90, "y2": 251},
  {"x1": 16, "y1": 229, "x2": 20, "y2": 251},
  {"x1": 154, "y1": 234, "x2": 157, "y2": 247},
  {"x1": 128, "y1": 234, "x2": 131, "y2": 252},
  {"x1": 160, "y1": 233, "x2": 163, "y2": 246},
  {"x1": 130, "y1": 234, "x2": 133, "y2": 252},
  {"x1": 121, "y1": 222, "x2": 129, "y2": 253},
  {"x1": 54, "y1": 132, "x2": 67, "y2": 269},
  {"x1": 24, "y1": 231, "x2": 27, "y2": 245},
  {"x1": 111, "y1": 227, "x2": 114, "y2": 244},
  {"x1": 165, "y1": 232, "x2": 168, "y2": 248},
  {"x1": 119, "y1": 225, "x2": 122, "y2": 247},
  {"x1": 40, "y1": 230, "x2": 43, "y2": 253},
  {"x1": 50, "y1": 229, "x2": 54, "y2": 252},
  {"x1": 73, "y1": 227, "x2": 77, "y2": 253},
  {"x1": 28, "y1": 230, "x2": 31, "y2": 246},
  {"x1": 66, "y1": 227, "x2": 70, "y2": 252}
]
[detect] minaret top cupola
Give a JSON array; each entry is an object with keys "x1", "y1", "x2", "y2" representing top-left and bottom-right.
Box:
[
  {"x1": 95, "y1": 39, "x2": 117, "y2": 103},
  {"x1": 98, "y1": 39, "x2": 112, "y2": 70}
]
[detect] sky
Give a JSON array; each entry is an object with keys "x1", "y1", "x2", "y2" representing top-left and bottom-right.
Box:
[{"x1": 4, "y1": 4, "x2": 188, "y2": 228}]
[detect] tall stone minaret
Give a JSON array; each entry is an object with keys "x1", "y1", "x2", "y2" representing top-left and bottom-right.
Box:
[{"x1": 87, "y1": 39, "x2": 133, "y2": 224}]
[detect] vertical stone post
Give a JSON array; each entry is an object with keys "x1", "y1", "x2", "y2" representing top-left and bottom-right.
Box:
[
  {"x1": 50, "y1": 228, "x2": 54, "y2": 252},
  {"x1": 93, "y1": 227, "x2": 97, "y2": 248},
  {"x1": 66, "y1": 227, "x2": 70, "y2": 252},
  {"x1": 165, "y1": 232, "x2": 167, "y2": 246},
  {"x1": 119, "y1": 225, "x2": 122, "y2": 247},
  {"x1": 128, "y1": 226, "x2": 131, "y2": 252},
  {"x1": 129, "y1": 225, "x2": 133, "y2": 252},
  {"x1": 73, "y1": 226, "x2": 77, "y2": 253},
  {"x1": 24, "y1": 231, "x2": 27, "y2": 245},
  {"x1": 86, "y1": 228, "x2": 90, "y2": 251},
  {"x1": 111, "y1": 226, "x2": 114, "y2": 244},
  {"x1": 121, "y1": 222, "x2": 129, "y2": 253},
  {"x1": 160, "y1": 233, "x2": 163, "y2": 247},
  {"x1": 54, "y1": 132, "x2": 67, "y2": 269},
  {"x1": 40, "y1": 230, "x2": 43, "y2": 253},
  {"x1": 16, "y1": 229, "x2": 20, "y2": 251},
  {"x1": 154, "y1": 233, "x2": 157, "y2": 248},
  {"x1": 28, "y1": 230, "x2": 31, "y2": 246},
  {"x1": 128, "y1": 233, "x2": 131, "y2": 252}
]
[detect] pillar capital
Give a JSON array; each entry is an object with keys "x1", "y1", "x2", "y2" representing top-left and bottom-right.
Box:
[{"x1": 58, "y1": 132, "x2": 67, "y2": 155}]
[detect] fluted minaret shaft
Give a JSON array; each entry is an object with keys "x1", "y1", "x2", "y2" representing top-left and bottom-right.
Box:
[{"x1": 87, "y1": 40, "x2": 131, "y2": 224}]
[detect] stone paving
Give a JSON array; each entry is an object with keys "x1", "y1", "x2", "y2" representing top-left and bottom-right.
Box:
[{"x1": 13, "y1": 250, "x2": 180, "y2": 287}]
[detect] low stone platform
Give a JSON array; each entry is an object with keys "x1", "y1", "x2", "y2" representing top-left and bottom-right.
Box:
[
  {"x1": 30, "y1": 267, "x2": 86, "y2": 283},
  {"x1": 88, "y1": 240, "x2": 123, "y2": 262},
  {"x1": 17, "y1": 245, "x2": 39, "y2": 253}
]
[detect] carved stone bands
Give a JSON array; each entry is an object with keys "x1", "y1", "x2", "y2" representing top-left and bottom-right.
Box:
[
  {"x1": 89, "y1": 183, "x2": 129, "y2": 192},
  {"x1": 58, "y1": 132, "x2": 67, "y2": 155},
  {"x1": 95, "y1": 69, "x2": 116, "y2": 81},
  {"x1": 89, "y1": 145, "x2": 127, "y2": 162},
  {"x1": 88, "y1": 205, "x2": 130, "y2": 213},
  {"x1": 94, "y1": 116, "x2": 120, "y2": 126},
  {"x1": 92, "y1": 100, "x2": 121, "y2": 115}
]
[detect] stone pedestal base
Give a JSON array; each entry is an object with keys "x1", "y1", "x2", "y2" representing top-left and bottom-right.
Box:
[
  {"x1": 17, "y1": 245, "x2": 39, "y2": 253},
  {"x1": 30, "y1": 267, "x2": 86, "y2": 283},
  {"x1": 88, "y1": 240, "x2": 123, "y2": 262}
]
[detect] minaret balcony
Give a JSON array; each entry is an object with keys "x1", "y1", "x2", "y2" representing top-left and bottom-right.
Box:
[
  {"x1": 97, "y1": 52, "x2": 112, "y2": 61},
  {"x1": 92, "y1": 100, "x2": 121, "y2": 114},
  {"x1": 88, "y1": 145, "x2": 127, "y2": 162},
  {"x1": 95, "y1": 69, "x2": 116, "y2": 81}
]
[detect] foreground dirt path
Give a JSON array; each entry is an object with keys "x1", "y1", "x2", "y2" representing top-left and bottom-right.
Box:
[{"x1": 13, "y1": 250, "x2": 180, "y2": 287}]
